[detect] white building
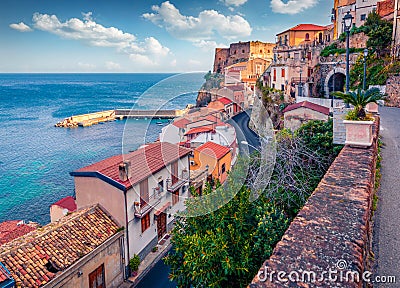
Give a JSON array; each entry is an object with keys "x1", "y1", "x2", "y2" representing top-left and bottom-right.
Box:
[
  {"x1": 356, "y1": 0, "x2": 379, "y2": 27},
  {"x1": 71, "y1": 142, "x2": 192, "y2": 265}
]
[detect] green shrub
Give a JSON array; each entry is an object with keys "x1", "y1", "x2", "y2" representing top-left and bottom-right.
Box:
[{"x1": 129, "y1": 254, "x2": 140, "y2": 272}]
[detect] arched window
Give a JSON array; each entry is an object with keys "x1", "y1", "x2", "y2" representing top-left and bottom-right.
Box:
[{"x1": 305, "y1": 33, "x2": 310, "y2": 41}]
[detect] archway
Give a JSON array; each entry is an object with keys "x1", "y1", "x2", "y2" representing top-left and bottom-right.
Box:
[
  {"x1": 328, "y1": 73, "x2": 345, "y2": 93},
  {"x1": 324, "y1": 67, "x2": 346, "y2": 97}
]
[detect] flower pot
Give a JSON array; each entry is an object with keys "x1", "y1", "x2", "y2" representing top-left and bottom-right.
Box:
[
  {"x1": 343, "y1": 120, "x2": 374, "y2": 148},
  {"x1": 365, "y1": 102, "x2": 379, "y2": 114}
]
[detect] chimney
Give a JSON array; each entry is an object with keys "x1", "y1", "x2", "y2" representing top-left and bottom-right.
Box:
[{"x1": 118, "y1": 161, "x2": 130, "y2": 182}]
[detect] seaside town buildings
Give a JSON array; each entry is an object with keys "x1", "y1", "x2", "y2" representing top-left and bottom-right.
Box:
[
  {"x1": 264, "y1": 24, "x2": 333, "y2": 100},
  {"x1": 0, "y1": 205, "x2": 124, "y2": 287},
  {"x1": 70, "y1": 142, "x2": 191, "y2": 268},
  {"x1": 49, "y1": 196, "x2": 77, "y2": 223},
  {"x1": 0, "y1": 220, "x2": 38, "y2": 246},
  {"x1": 213, "y1": 41, "x2": 275, "y2": 74},
  {"x1": 190, "y1": 142, "x2": 232, "y2": 185}
]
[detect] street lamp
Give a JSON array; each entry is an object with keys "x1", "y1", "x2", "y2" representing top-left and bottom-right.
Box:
[
  {"x1": 363, "y1": 48, "x2": 368, "y2": 90},
  {"x1": 241, "y1": 140, "x2": 259, "y2": 153},
  {"x1": 298, "y1": 67, "x2": 303, "y2": 97},
  {"x1": 343, "y1": 11, "x2": 354, "y2": 108}
]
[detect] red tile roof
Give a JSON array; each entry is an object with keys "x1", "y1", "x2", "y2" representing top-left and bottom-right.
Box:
[
  {"x1": 184, "y1": 126, "x2": 214, "y2": 136},
  {"x1": 278, "y1": 24, "x2": 327, "y2": 35},
  {"x1": 197, "y1": 142, "x2": 231, "y2": 160},
  {"x1": 283, "y1": 101, "x2": 330, "y2": 115},
  {"x1": 0, "y1": 205, "x2": 120, "y2": 288},
  {"x1": 0, "y1": 221, "x2": 37, "y2": 246},
  {"x1": 73, "y1": 142, "x2": 192, "y2": 190},
  {"x1": 51, "y1": 196, "x2": 77, "y2": 212},
  {"x1": 218, "y1": 97, "x2": 233, "y2": 105},
  {"x1": 0, "y1": 262, "x2": 12, "y2": 284},
  {"x1": 172, "y1": 118, "x2": 190, "y2": 129}
]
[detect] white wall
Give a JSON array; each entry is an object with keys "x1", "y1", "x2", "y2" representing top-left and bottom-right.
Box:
[
  {"x1": 296, "y1": 96, "x2": 344, "y2": 111},
  {"x1": 126, "y1": 156, "x2": 190, "y2": 258},
  {"x1": 356, "y1": 0, "x2": 378, "y2": 27},
  {"x1": 159, "y1": 124, "x2": 181, "y2": 144}
]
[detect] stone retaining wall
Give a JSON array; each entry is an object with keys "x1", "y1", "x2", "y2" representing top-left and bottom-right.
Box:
[
  {"x1": 250, "y1": 118, "x2": 380, "y2": 287},
  {"x1": 385, "y1": 75, "x2": 400, "y2": 107}
]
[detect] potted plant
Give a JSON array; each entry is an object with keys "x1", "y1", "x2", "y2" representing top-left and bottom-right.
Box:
[
  {"x1": 129, "y1": 254, "x2": 141, "y2": 277},
  {"x1": 331, "y1": 87, "x2": 383, "y2": 148}
]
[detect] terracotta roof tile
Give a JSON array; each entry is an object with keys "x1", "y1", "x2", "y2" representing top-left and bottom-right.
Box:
[
  {"x1": 283, "y1": 101, "x2": 330, "y2": 115},
  {"x1": 73, "y1": 142, "x2": 192, "y2": 190},
  {"x1": 51, "y1": 196, "x2": 77, "y2": 212},
  {"x1": 278, "y1": 24, "x2": 327, "y2": 35},
  {"x1": 184, "y1": 126, "x2": 214, "y2": 136},
  {"x1": 0, "y1": 221, "x2": 37, "y2": 246},
  {"x1": 196, "y1": 142, "x2": 231, "y2": 160},
  {"x1": 218, "y1": 97, "x2": 233, "y2": 105},
  {"x1": 0, "y1": 263, "x2": 12, "y2": 283},
  {"x1": 0, "y1": 205, "x2": 120, "y2": 287},
  {"x1": 172, "y1": 118, "x2": 190, "y2": 129}
]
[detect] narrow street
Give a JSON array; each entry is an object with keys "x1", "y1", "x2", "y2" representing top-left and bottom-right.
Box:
[
  {"x1": 227, "y1": 110, "x2": 260, "y2": 154},
  {"x1": 135, "y1": 259, "x2": 176, "y2": 288},
  {"x1": 373, "y1": 106, "x2": 400, "y2": 286}
]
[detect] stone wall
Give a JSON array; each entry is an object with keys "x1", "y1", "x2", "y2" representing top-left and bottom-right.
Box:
[
  {"x1": 337, "y1": 32, "x2": 369, "y2": 49},
  {"x1": 385, "y1": 75, "x2": 400, "y2": 107},
  {"x1": 250, "y1": 118, "x2": 380, "y2": 287}
]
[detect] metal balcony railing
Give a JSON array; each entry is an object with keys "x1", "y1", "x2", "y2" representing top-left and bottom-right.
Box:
[{"x1": 134, "y1": 189, "x2": 162, "y2": 218}]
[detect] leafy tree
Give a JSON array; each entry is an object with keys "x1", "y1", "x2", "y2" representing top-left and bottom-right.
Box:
[
  {"x1": 165, "y1": 119, "x2": 340, "y2": 287},
  {"x1": 164, "y1": 171, "x2": 288, "y2": 287},
  {"x1": 366, "y1": 21, "x2": 393, "y2": 56},
  {"x1": 295, "y1": 119, "x2": 342, "y2": 160}
]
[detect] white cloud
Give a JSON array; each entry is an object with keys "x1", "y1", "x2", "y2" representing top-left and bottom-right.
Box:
[
  {"x1": 270, "y1": 0, "x2": 318, "y2": 15},
  {"x1": 143, "y1": 1, "x2": 252, "y2": 42},
  {"x1": 9, "y1": 22, "x2": 33, "y2": 32},
  {"x1": 105, "y1": 61, "x2": 121, "y2": 70},
  {"x1": 220, "y1": 0, "x2": 248, "y2": 7},
  {"x1": 129, "y1": 54, "x2": 157, "y2": 66},
  {"x1": 193, "y1": 40, "x2": 228, "y2": 51},
  {"x1": 31, "y1": 12, "x2": 170, "y2": 66},
  {"x1": 77, "y1": 62, "x2": 96, "y2": 70},
  {"x1": 188, "y1": 59, "x2": 202, "y2": 66}
]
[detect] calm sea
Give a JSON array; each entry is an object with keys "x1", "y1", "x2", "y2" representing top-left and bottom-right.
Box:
[{"x1": 0, "y1": 73, "x2": 204, "y2": 224}]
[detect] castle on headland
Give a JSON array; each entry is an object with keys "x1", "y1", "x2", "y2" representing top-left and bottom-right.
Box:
[{"x1": 213, "y1": 41, "x2": 275, "y2": 75}]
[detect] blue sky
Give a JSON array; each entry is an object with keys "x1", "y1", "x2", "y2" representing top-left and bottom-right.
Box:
[{"x1": 0, "y1": 0, "x2": 332, "y2": 73}]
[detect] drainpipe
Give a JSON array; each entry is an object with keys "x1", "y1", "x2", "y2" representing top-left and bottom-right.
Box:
[{"x1": 124, "y1": 189, "x2": 130, "y2": 278}]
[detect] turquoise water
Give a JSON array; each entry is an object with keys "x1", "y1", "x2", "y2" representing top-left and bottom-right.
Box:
[{"x1": 0, "y1": 73, "x2": 204, "y2": 224}]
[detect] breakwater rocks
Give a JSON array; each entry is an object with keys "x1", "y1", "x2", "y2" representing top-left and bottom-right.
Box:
[{"x1": 55, "y1": 110, "x2": 116, "y2": 128}]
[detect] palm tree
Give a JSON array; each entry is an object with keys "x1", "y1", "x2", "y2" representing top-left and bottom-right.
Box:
[{"x1": 331, "y1": 87, "x2": 384, "y2": 119}]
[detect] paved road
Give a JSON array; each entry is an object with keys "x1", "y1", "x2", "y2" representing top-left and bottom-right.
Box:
[
  {"x1": 373, "y1": 106, "x2": 400, "y2": 287},
  {"x1": 135, "y1": 259, "x2": 176, "y2": 288},
  {"x1": 227, "y1": 110, "x2": 260, "y2": 154}
]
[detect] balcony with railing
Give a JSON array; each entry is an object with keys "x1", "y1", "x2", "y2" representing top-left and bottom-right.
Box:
[
  {"x1": 134, "y1": 187, "x2": 163, "y2": 218},
  {"x1": 167, "y1": 171, "x2": 190, "y2": 193}
]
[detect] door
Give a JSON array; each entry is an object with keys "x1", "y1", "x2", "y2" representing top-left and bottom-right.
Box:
[
  {"x1": 89, "y1": 264, "x2": 105, "y2": 288},
  {"x1": 157, "y1": 212, "x2": 167, "y2": 240},
  {"x1": 171, "y1": 161, "x2": 179, "y2": 185}
]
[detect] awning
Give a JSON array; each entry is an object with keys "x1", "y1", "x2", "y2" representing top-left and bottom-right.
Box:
[{"x1": 155, "y1": 202, "x2": 171, "y2": 216}]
